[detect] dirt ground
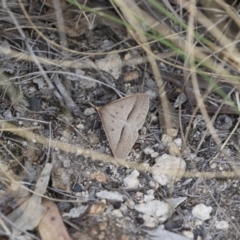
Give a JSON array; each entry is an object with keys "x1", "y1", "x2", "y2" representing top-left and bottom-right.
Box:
[{"x1": 0, "y1": 0, "x2": 240, "y2": 239}]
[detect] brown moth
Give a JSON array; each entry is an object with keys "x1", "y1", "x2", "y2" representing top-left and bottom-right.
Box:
[{"x1": 96, "y1": 94, "x2": 149, "y2": 160}]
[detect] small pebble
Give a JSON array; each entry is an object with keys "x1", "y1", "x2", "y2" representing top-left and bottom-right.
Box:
[
  {"x1": 63, "y1": 206, "x2": 88, "y2": 218},
  {"x1": 96, "y1": 190, "x2": 123, "y2": 202},
  {"x1": 89, "y1": 201, "x2": 106, "y2": 215},
  {"x1": 84, "y1": 107, "x2": 96, "y2": 116},
  {"x1": 140, "y1": 126, "x2": 147, "y2": 135},
  {"x1": 174, "y1": 138, "x2": 182, "y2": 148},
  {"x1": 76, "y1": 123, "x2": 85, "y2": 130},
  {"x1": 144, "y1": 147, "x2": 154, "y2": 155},
  {"x1": 111, "y1": 209, "x2": 123, "y2": 218},
  {"x1": 134, "y1": 200, "x2": 169, "y2": 223},
  {"x1": 72, "y1": 183, "x2": 83, "y2": 192},
  {"x1": 166, "y1": 128, "x2": 178, "y2": 137},
  {"x1": 145, "y1": 90, "x2": 158, "y2": 100},
  {"x1": 123, "y1": 170, "x2": 139, "y2": 188},
  {"x1": 149, "y1": 181, "x2": 156, "y2": 188},
  {"x1": 152, "y1": 154, "x2": 186, "y2": 186},
  {"x1": 95, "y1": 172, "x2": 107, "y2": 183},
  {"x1": 120, "y1": 204, "x2": 128, "y2": 212},
  {"x1": 142, "y1": 214, "x2": 158, "y2": 228},
  {"x1": 125, "y1": 199, "x2": 135, "y2": 209},
  {"x1": 167, "y1": 142, "x2": 181, "y2": 156},
  {"x1": 215, "y1": 220, "x2": 229, "y2": 230},
  {"x1": 135, "y1": 191, "x2": 143, "y2": 201},
  {"x1": 151, "y1": 152, "x2": 159, "y2": 158},
  {"x1": 192, "y1": 203, "x2": 212, "y2": 221},
  {"x1": 144, "y1": 195, "x2": 155, "y2": 202},
  {"x1": 161, "y1": 134, "x2": 172, "y2": 144},
  {"x1": 3, "y1": 109, "x2": 13, "y2": 119},
  {"x1": 210, "y1": 162, "x2": 217, "y2": 169},
  {"x1": 147, "y1": 189, "x2": 154, "y2": 195}
]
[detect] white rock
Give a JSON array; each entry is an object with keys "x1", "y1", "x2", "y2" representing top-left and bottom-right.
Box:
[
  {"x1": 144, "y1": 226, "x2": 189, "y2": 240},
  {"x1": 151, "y1": 152, "x2": 159, "y2": 158},
  {"x1": 152, "y1": 154, "x2": 186, "y2": 186},
  {"x1": 78, "y1": 78, "x2": 97, "y2": 89},
  {"x1": 140, "y1": 126, "x2": 147, "y2": 135},
  {"x1": 210, "y1": 162, "x2": 217, "y2": 169},
  {"x1": 120, "y1": 204, "x2": 128, "y2": 212},
  {"x1": 167, "y1": 142, "x2": 181, "y2": 156},
  {"x1": 1, "y1": 40, "x2": 11, "y2": 54},
  {"x1": 96, "y1": 191, "x2": 123, "y2": 202},
  {"x1": 134, "y1": 200, "x2": 169, "y2": 223},
  {"x1": 100, "y1": 40, "x2": 115, "y2": 50},
  {"x1": 145, "y1": 90, "x2": 158, "y2": 100},
  {"x1": 147, "y1": 189, "x2": 154, "y2": 195},
  {"x1": 33, "y1": 78, "x2": 45, "y2": 89},
  {"x1": 84, "y1": 107, "x2": 96, "y2": 116},
  {"x1": 153, "y1": 174, "x2": 169, "y2": 186},
  {"x1": 149, "y1": 181, "x2": 156, "y2": 188},
  {"x1": 125, "y1": 199, "x2": 135, "y2": 209},
  {"x1": 174, "y1": 92, "x2": 187, "y2": 108},
  {"x1": 111, "y1": 209, "x2": 123, "y2": 218},
  {"x1": 142, "y1": 214, "x2": 158, "y2": 228},
  {"x1": 63, "y1": 205, "x2": 88, "y2": 218},
  {"x1": 144, "y1": 195, "x2": 155, "y2": 202},
  {"x1": 161, "y1": 134, "x2": 172, "y2": 144},
  {"x1": 123, "y1": 170, "x2": 140, "y2": 188},
  {"x1": 144, "y1": 147, "x2": 154, "y2": 155},
  {"x1": 174, "y1": 138, "x2": 182, "y2": 148},
  {"x1": 195, "y1": 219, "x2": 203, "y2": 226},
  {"x1": 192, "y1": 203, "x2": 212, "y2": 221},
  {"x1": 76, "y1": 124, "x2": 85, "y2": 130},
  {"x1": 215, "y1": 220, "x2": 229, "y2": 230},
  {"x1": 3, "y1": 109, "x2": 13, "y2": 119},
  {"x1": 135, "y1": 191, "x2": 143, "y2": 199},
  {"x1": 95, "y1": 53, "x2": 122, "y2": 79}
]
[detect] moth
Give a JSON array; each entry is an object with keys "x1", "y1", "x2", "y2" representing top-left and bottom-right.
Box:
[{"x1": 96, "y1": 93, "x2": 149, "y2": 160}]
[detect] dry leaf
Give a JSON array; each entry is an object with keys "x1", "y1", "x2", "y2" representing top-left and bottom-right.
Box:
[
  {"x1": 97, "y1": 94, "x2": 149, "y2": 160},
  {"x1": 7, "y1": 163, "x2": 52, "y2": 234},
  {"x1": 38, "y1": 199, "x2": 71, "y2": 240}
]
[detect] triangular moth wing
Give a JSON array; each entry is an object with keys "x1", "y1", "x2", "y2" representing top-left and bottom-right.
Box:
[{"x1": 98, "y1": 94, "x2": 149, "y2": 160}]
